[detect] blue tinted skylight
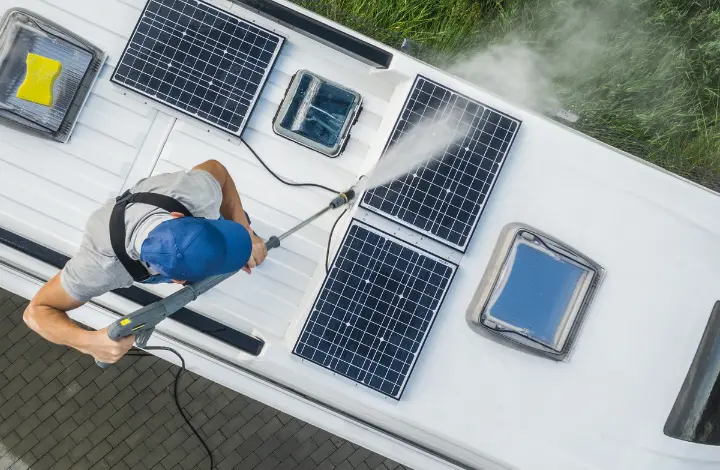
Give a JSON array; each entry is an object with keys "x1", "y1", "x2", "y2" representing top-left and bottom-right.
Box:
[
  {"x1": 467, "y1": 225, "x2": 602, "y2": 360},
  {"x1": 488, "y1": 242, "x2": 584, "y2": 348}
]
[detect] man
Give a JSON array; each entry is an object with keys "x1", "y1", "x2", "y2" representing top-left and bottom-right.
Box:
[{"x1": 23, "y1": 159, "x2": 267, "y2": 364}]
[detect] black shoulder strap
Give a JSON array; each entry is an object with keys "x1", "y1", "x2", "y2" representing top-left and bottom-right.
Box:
[{"x1": 110, "y1": 190, "x2": 193, "y2": 282}]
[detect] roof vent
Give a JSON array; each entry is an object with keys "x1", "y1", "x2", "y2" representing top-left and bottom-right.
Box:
[
  {"x1": 273, "y1": 70, "x2": 362, "y2": 158},
  {"x1": 466, "y1": 223, "x2": 603, "y2": 360},
  {"x1": 0, "y1": 8, "x2": 106, "y2": 142}
]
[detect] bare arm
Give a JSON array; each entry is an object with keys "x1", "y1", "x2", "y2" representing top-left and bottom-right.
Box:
[
  {"x1": 193, "y1": 159, "x2": 251, "y2": 229},
  {"x1": 24, "y1": 273, "x2": 134, "y2": 363},
  {"x1": 193, "y1": 159, "x2": 267, "y2": 272}
]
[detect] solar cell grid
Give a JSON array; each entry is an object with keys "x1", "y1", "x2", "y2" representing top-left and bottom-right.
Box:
[
  {"x1": 362, "y1": 76, "x2": 521, "y2": 251},
  {"x1": 293, "y1": 221, "x2": 455, "y2": 399},
  {"x1": 112, "y1": 0, "x2": 284, "y2": 135}
]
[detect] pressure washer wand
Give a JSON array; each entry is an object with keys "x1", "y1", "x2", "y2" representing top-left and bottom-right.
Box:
[
  {"x1": 265, "y1": 186, "x2": 356, "y2": 250},
  {"x1": 96, "y1": 185, "x2": 357, "y2": 369}
]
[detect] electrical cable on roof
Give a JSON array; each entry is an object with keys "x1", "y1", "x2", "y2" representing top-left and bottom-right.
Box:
[
  {"x1": 127, "y1": 346, "x2": 214, "y2": 470},
  {"x1": 240, "y1": 137, "x2": 340, "y2": 194}
]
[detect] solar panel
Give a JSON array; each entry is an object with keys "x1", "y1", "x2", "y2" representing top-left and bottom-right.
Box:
[
  {"x1": 293, "y1": 221, "x2": 456, "y2": 399},
  {"x1": 362, "y1": 76, "x2": 521, "y2": 251},
  {"x1": 112, "y1": 0, "x2": 284, "y2": 135}
]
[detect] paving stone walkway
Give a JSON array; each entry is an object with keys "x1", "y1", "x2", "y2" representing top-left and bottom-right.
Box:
[{"x1": 0, "y1": 288, "x2": 411, "y2": 470}]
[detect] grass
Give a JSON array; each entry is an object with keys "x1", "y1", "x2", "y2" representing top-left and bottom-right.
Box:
[{"x1": 291, "y1": 0, "x2": 720, "y2": 190}]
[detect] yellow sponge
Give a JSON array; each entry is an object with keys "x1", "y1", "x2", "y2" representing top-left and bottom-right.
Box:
[{"x1": 16, "y1": 53, "x2": 62, "y2": 106}]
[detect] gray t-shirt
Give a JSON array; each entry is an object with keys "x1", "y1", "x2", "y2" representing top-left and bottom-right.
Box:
[{"x1": 61, "y1": 170, "x2": 223, "y2": 302}]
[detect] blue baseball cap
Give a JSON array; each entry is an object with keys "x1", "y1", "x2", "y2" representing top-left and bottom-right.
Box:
[{"x1": 140, "y1": 218, "x2": 252, "y2": 282}]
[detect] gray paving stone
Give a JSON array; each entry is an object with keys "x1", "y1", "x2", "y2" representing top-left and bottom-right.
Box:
[
  {"x1": 16, "y1": 413, "x2": 42, "y2": 438},
  {"x1": 142, "y1": 444, "x2": 171, "y2": 469},
  {"x1": 147, "y1": 389, "x2": 173, "y2": 413},
  {"x1": 106, "y1": 423, "x2": 134, "y2": 447},
  {"x1": 89, "y1": 422, "x2": 115, "y2": 446},
  {"x1": 53, "y1": 398, "x2": 81, "y2": 423},
  {"x1": 205, "y1": 430, "x2": 228, "y2": 452},
  {"x1": 69, "y1": 399, "x2": 98, "y2": 425},
  {"x1": 31, "y1": 454, "x2": 57, "y2": 470},
  {"x1": 217, "y1": 450, "x2": 241, "y2": 470},
  {"x1": 93, "y1": 383, "x2": 120, "y2": 407},
  {"x1": 235, "y1": 434, "x2": 263, "y2": 459},
  {"x1": 180, "y1": 445, "x2": 210, "y2": 470},
  {"x1": 330, "y1": 442, "x2": 356, "y2": 465},
  {"x1": 347, "y1": 447, "x2": 374, "y2": 467},
  {"x1": 57, "y1": 362, "x2": 85, "y2": 386},
  {"x1": 162, "y1": 427, "x2": 191, "y2": 453},
  {"x1": 235, "y1": 452, "x2": 261, "y2": 470},
  {"x1": 56, "y1": 382, "x2": 83, "y2": 405},
  {"x1": 241, "y1": 400, "x2": 266, "y2": 421},
  {"x1": 144, "y1": 424, "x2": 172, "y2": 450},
  {"x1": 255, "y1": 436, "x2": 282, "y2": 460},
  {"x1": 20, "y1": 356, "x2": 46, "y2": 382},
  {"x1": 218, "y1": 431, "x2": 247, "y2": 458},
  {"x1": 294, "y1": 424, "x2": 320, "y2": 443},
  {"x1": 86, "y1": 440, "x2": 113, "y2": 464},
  {"x1": 36, "y1": 397, "x2": 62, "y2": 420},
  {"x1": 0, "y1": 393, "x2": 24, "y2": 419},
  {"x1": 126, "y1": 406, "x2": 155, "y2": 429},
  {"x1": 235, "y1": 416, "x2": 263, "y2": 441},
  {"x1": 291, "y1": 438, "x2": 319, "y2": 463},
  {"x1": 22, "y1": 339, "x2": 51, "y2": 362},
  {"x1": 58, "y1": 349, "x2": 82, "y2": 368},
  {"x1": 49, "y1": 455, "x2": 74, "y2": 470},
  {"x1": 36, "y1": 378, "x2": 63, "y2": 403},
  {"x1": 273, "y1": 456, "x2": 299, "y2": 470},
  {"x1": 110, "y1": 384, "x2": 138, "y2": 409},
  {"x1": 49, "y1": 437, "x2": 74, "y2": 462},
  {"x1": 33, "y1": 416, "x2": 60, "y2": 440},
  {"x1": 121, "y1": 442, "x2": 153, "y2": 468},
  {"x1": 311, "y1": 440, "x2": 337, "y2": 464},
  {"x1": 125, "y1": 424, "x2": 153, "y2": 449},
  {"x1": 159, "y1": 446, "x2": 187, "y2": 470},
  {"x1": 0, "y1": 288, "x2": 409, "y2": 470},
  {"x1": 186, "y1": 376, "x2": 212, "y2": 398},
  {"x1": 9, "y1": 432, "x2": 39, "y2": 460},
  {"x1": 93, "y1": 366, "x2": 121, "y2": 390},
  {"x1": 258, "y1": 417, "x2": 283, "y2": 441},
  {"x1": 1, "y1": 374, "x2": 27, "y2": 399},
  {"x1": 102, "y1": 442, "x2": 132, "y2": 468},
  {"x1": 273, "y1": 436, "x2": 301, "y2": 461},
  {"x1": 51, "y1": 419, "x2": 81, "y2": 443},
  {"x1": 132, "y1": 368, "x2": 158, "y2": 393},
  {"x1": 0, "y1": 413, "x2": 24, "y2": 439},
  {"x1": 5, "y1": 338, "x2": 32, "y2": 361},
  {"x1": 91, "y1": 402, "x2": 118, "y2": 426},
  {"x1": 364, "y1": 453, "x2": 386, "y2": 469},
  {"x1": 16, "y1": 376, "x2": 43, "y2": 402},
  {"x1": 68, "y1": 438, "x2": 95, "y2": 463},
  {"x1": 0, "y1": 432, "x2": 21, "y2": 458}
]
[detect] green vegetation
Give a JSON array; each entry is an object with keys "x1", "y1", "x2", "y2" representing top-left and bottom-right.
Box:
[{"x1": 292, "y1": 0, "x2": 720, "y2": 190}]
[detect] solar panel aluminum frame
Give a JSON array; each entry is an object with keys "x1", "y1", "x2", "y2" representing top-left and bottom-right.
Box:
[
  {"x1": 111, "y1": 0, "x2": 285, "y2": 137},
  {"x1": 293, "y1": 219, "x2": 458, "y2": 400},
  {"x1": 361, "y1": 75, "x2": 521, "y2": 253}
]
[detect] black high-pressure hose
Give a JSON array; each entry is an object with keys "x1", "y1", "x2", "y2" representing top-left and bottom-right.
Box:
[{"x1": 127, "y1": 140, "x2": 357, "y2": 470}]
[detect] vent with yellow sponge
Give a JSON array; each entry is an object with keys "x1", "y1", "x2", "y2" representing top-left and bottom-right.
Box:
[
  {"x1": 0, "y1": 8, "x2": 106, "y2": 142},
  {"x1": 16, "y1": 53, "x2": 63, "y2": 106}
]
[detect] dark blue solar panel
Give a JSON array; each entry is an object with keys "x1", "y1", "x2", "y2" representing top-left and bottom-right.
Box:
[
  {"x1": 362, "y1": 76, "x2": 521, "y2": 251},
  {"x1": 112, "y1": 0, "x2": 283, "y2": 135},
  {"x1": 293, "y1": 221, "x2": 455, "y2": 399}
]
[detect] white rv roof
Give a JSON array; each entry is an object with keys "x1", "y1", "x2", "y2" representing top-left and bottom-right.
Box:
[{"x1": 0, "y1": 1, "x2": 719, "y2": 469}]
